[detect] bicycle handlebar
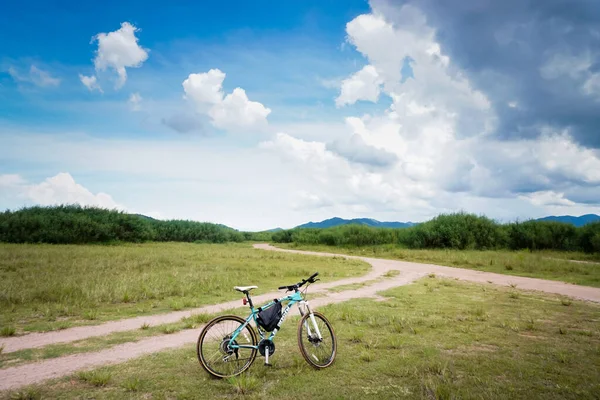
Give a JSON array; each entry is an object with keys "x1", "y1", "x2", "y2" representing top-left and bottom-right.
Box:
[{"x1": 278, "y1": 272, "x2": 319, "y2": 291}]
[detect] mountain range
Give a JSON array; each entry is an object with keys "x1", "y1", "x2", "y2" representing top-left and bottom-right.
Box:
[
  {"x1": 534, "y1": 214, "x2": 600, "y2": 227},
  {"x1": 290, "y1": 214, "x2": 600, "y2": 230},
  {"x1": 295, "y1": 217, "x2": 417, "y2": 229}
]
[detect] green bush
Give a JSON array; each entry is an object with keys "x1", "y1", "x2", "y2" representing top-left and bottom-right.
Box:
[
  {"x1": 272, "y1": 213, "x2": 599, "y2": 254},
  {"x1": 0, "y1": 205, "x2": 243, "y2": 244},
  {"x1": 405, "y1": 213, "x2": 503, "y2": 250},
  {"x1": 505, "y1": 220, "x2": 579, "y2": 251},
  {"x1": 579, "y1": 222, "x2": 600, "y2": 253},
  {"x1": 272, "y1": 229, "x2": 294, "y2": 243}
]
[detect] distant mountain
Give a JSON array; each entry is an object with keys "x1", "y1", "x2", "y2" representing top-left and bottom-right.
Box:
[
  {"x1": 534, "y1": 214, "x2": 600, "y2": 227},
  {"x1": 295, "y1": 217, "x2": 416, "y2": 229},
  {"x1": 265, "y1": 228, "x2": 284, "y2": 232}
]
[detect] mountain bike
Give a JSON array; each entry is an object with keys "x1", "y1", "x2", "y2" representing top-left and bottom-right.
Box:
[{"x1": 196, "y1": 272, "x2": 337, "y2": 378}]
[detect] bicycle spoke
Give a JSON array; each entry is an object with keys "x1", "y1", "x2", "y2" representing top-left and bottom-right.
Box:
[
  {"x1": 299, "y1": 313, "x2": 336, "y2": 368},
  {"x1": 198, "y1": 316, "x2": 257, "y2": 378}
]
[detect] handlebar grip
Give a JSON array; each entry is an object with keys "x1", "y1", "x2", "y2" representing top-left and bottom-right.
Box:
[
  {"x1": 278, "y1": 286, "x2": 287, "y2": 290},
  {"x1": 309, "y1": 272, "x2": 319, "y2": 280}
]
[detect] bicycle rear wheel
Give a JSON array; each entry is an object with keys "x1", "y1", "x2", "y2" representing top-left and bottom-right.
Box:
[
  {"x1": 197, "y1": 315, "x2": 258, "y2": 378},
  {"x1": 297, "y1": 311, "x2": 337, "y2": 368}
]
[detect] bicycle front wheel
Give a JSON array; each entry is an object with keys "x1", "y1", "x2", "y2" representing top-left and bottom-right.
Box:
[
  {"x1": 297, "y1": 311, "x2": 337, "y2": 368},
  {"x1": 197, "y1": 315, "x2": 258, "y2": 378}
]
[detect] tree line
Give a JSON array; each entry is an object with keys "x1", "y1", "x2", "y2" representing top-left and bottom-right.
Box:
[
  {"x1": 1, "y1": 207, "x2": 598, "y2": 253},
  {"x1": 0, "y1": 206, "x2": 245, "y2": 244},
  {"x1": 272, "y1": 213, "x2": 600, "y2": 253}
]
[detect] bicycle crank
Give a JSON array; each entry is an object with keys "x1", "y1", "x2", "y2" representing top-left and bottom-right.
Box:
[{"x1": 258, "y1": 339, "x2": 276, "y2": 357}]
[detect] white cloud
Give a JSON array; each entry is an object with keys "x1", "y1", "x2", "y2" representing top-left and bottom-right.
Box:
[
  {"x1": 258, "y1": 2, "x2": 600, "y2": 222},
  {"x1": 326, "y1": 133, "x2": 397, "y2": 168},
  {"x1": 0, "y1": 174, "x2": 25, "y2": 187},
  {"x1": 0, "y1": 172, "x2": 122, "y2": 210},
  {"x1": 292, "y1": 191, "x2": 333, "y2": 210},
  {"x1": 182, "y1": 69, "x2": 225, "y2": 106},
  {"x1": 209, "y1": 88, "x2": 271, "y2": 131},
  {"x1": 335, "y1": 65, "x2": 382, "y2": 107},
  {"x1": 183, "y1": 69, "x2": 271, "y2": 132},
  {"x1": 8, "y1": 65, "x2": 60, "y2": 87},
  {"x1": 342, "y1": 4, "x2": 492, "y2": 139},
  {"x1": 92, "y1": 22, "x2": 149, "y2": 89},
  {"x1": 519, "y1": 191, "x2": 576, "y2": 207},
  {"x1": 79, "y1": 74, "x2": 102, "y2": 92},
  {"x1": 128, "y1": 92, "x2": 142, "y2": 111}
]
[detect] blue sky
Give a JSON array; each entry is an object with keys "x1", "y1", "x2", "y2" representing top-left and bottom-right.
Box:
[{"x1": 1, "y1": 0, "x2": 600, "y2": 230}]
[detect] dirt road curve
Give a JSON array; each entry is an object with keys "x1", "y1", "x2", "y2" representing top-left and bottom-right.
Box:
[
  {"x1": 1, "y1": 243, "x2": 599, "y2": 391},
  {"x1": 254, "y1": 244, "x2": 600, "y2": 302}
]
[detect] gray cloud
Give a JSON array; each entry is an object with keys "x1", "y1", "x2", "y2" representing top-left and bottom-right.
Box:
[
  {"x1": 161, "y1": 113, "x2": 205, "y2": 134},
  {"x1": 326, "y1": 134, "x2": 398, "y2": 167},
  {"x1": 374, "y1": 0, "x2": 600, "y2": 147}
]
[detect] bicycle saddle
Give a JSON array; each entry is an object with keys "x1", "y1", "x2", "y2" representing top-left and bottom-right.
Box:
[{"x1": 234, "y1": 286, "x2": 258, "y2": 293}]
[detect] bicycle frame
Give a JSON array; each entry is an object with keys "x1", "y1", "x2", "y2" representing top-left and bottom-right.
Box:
[{"x1": 228, "y1": 290, "x2": 322, "y2": 352}]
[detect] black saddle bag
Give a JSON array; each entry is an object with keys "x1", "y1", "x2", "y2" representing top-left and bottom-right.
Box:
[{"x1": 256, "y1": 301, "x2": 282, "y2": 331}]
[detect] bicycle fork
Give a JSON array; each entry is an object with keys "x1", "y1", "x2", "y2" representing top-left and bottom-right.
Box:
[{"x1": 299, "y1": 301, "x2": 323, "y2": 341}]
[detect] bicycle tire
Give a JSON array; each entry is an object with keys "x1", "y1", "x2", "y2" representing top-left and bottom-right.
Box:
[
  {"x1": 197, "y1": 315, "x2": 258, "y2": 378},
  {"x1": 297, "y1": 311, "x2": 337, "y2": 369}
]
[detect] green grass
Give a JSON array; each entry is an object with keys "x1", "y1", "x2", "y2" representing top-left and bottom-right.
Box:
[
  {"x1": 0, "y1": 326, "x2": 15, "y2": 337},
  {"x1": 277, "y1": 243, "x2": 600, "y2": 287},
  {"x1": 77, "y1": 370, "x2": 112, "y2": 387},
  {"x1": 6, "y1": 278, "x2": 599, "y2": 399},
  {"x1": 0, "y1": 242, "x2": 369, "y2": 333}
]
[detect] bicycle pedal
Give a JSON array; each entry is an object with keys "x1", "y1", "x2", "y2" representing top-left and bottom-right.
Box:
[{"x1": 264, "y1": 363, "x2": 273, "y2": 367}]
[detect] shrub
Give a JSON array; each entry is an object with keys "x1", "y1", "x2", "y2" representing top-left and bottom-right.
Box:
[
  {"x1": 579, "y1": 222, "x2": 600, "y2": 253},
  {"x1": 0, "y1": 205, "x2": 244, "y2": 244},
  {"x1": 405, "y1": 213, "x2": 503, "y2": 250}
]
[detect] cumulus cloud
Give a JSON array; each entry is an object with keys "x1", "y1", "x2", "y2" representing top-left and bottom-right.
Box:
[
  {"x1": 0, "y1": 172, "x2": 122, "y2": 209},
  {"x1": 8, "y1": 65, "x2": 60, "y2": 87},
  {"x1": 386, "y1": 0, "x2": 600, "y2": 147},
  {"x1": 260, "y1": 1, "x2": 600, "y2": 219},
  {"x1": 209, "y1": 88, "x2": 271, "y2": 131},
  {"x1": 342, "y1": 4, "x2": 492, "y2": 140},
  {"x1": 79, "y1": 74, "x2": 102, "y2": 92},
  {"x1": 182, "y1": 69, "x2": 225, "y2": 106},
  {"x1": 183, "y1": 69, "x2": 271, "y2": 132},
  {"x1": 260, "y1": 131, "x2": 434, "y2": 213},
  {"x1": 128, "y1": 92, "x2": 142, "y2": 111},
  {"x1": 335, "y1": 65, "x2": 382, "y2": 107},
  {"x1": 91, "y1": 22, "x2": 148, "y2": 89}
]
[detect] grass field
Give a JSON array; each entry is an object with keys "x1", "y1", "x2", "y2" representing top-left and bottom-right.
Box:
[
  {"x1": 277, "y1": 243, "x2": 600, "y2": 287},
  {"x1": 5, "y1": 277, "x2": 599, "y2": 400},
  {"x1": 0, "y1": 243, "x2": 369, "y2": 334}
]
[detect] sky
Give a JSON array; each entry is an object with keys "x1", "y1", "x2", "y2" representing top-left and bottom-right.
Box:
[{"x1": 1, "y1": 0, "x2": 600, "y2": 231}]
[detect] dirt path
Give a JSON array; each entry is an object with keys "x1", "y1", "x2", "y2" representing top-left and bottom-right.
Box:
[
  {"x1": 2, "y1": 243, "x2": 600, "y2": 391},
  {"x1": 256, "y1": 244, "x2": 600, "y2": 302},
  {"x1": 545, "y1": 257, "x2": 600, "y2": 265}
]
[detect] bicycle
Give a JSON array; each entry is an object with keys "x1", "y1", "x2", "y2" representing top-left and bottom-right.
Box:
[{"x1": 196, "y1": 272, "x2": 337, "y2": 378}]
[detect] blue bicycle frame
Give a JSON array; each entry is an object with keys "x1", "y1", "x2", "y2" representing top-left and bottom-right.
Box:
[{"x1": 228, "y1": 290, "x2": 304, "y2": 351}]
